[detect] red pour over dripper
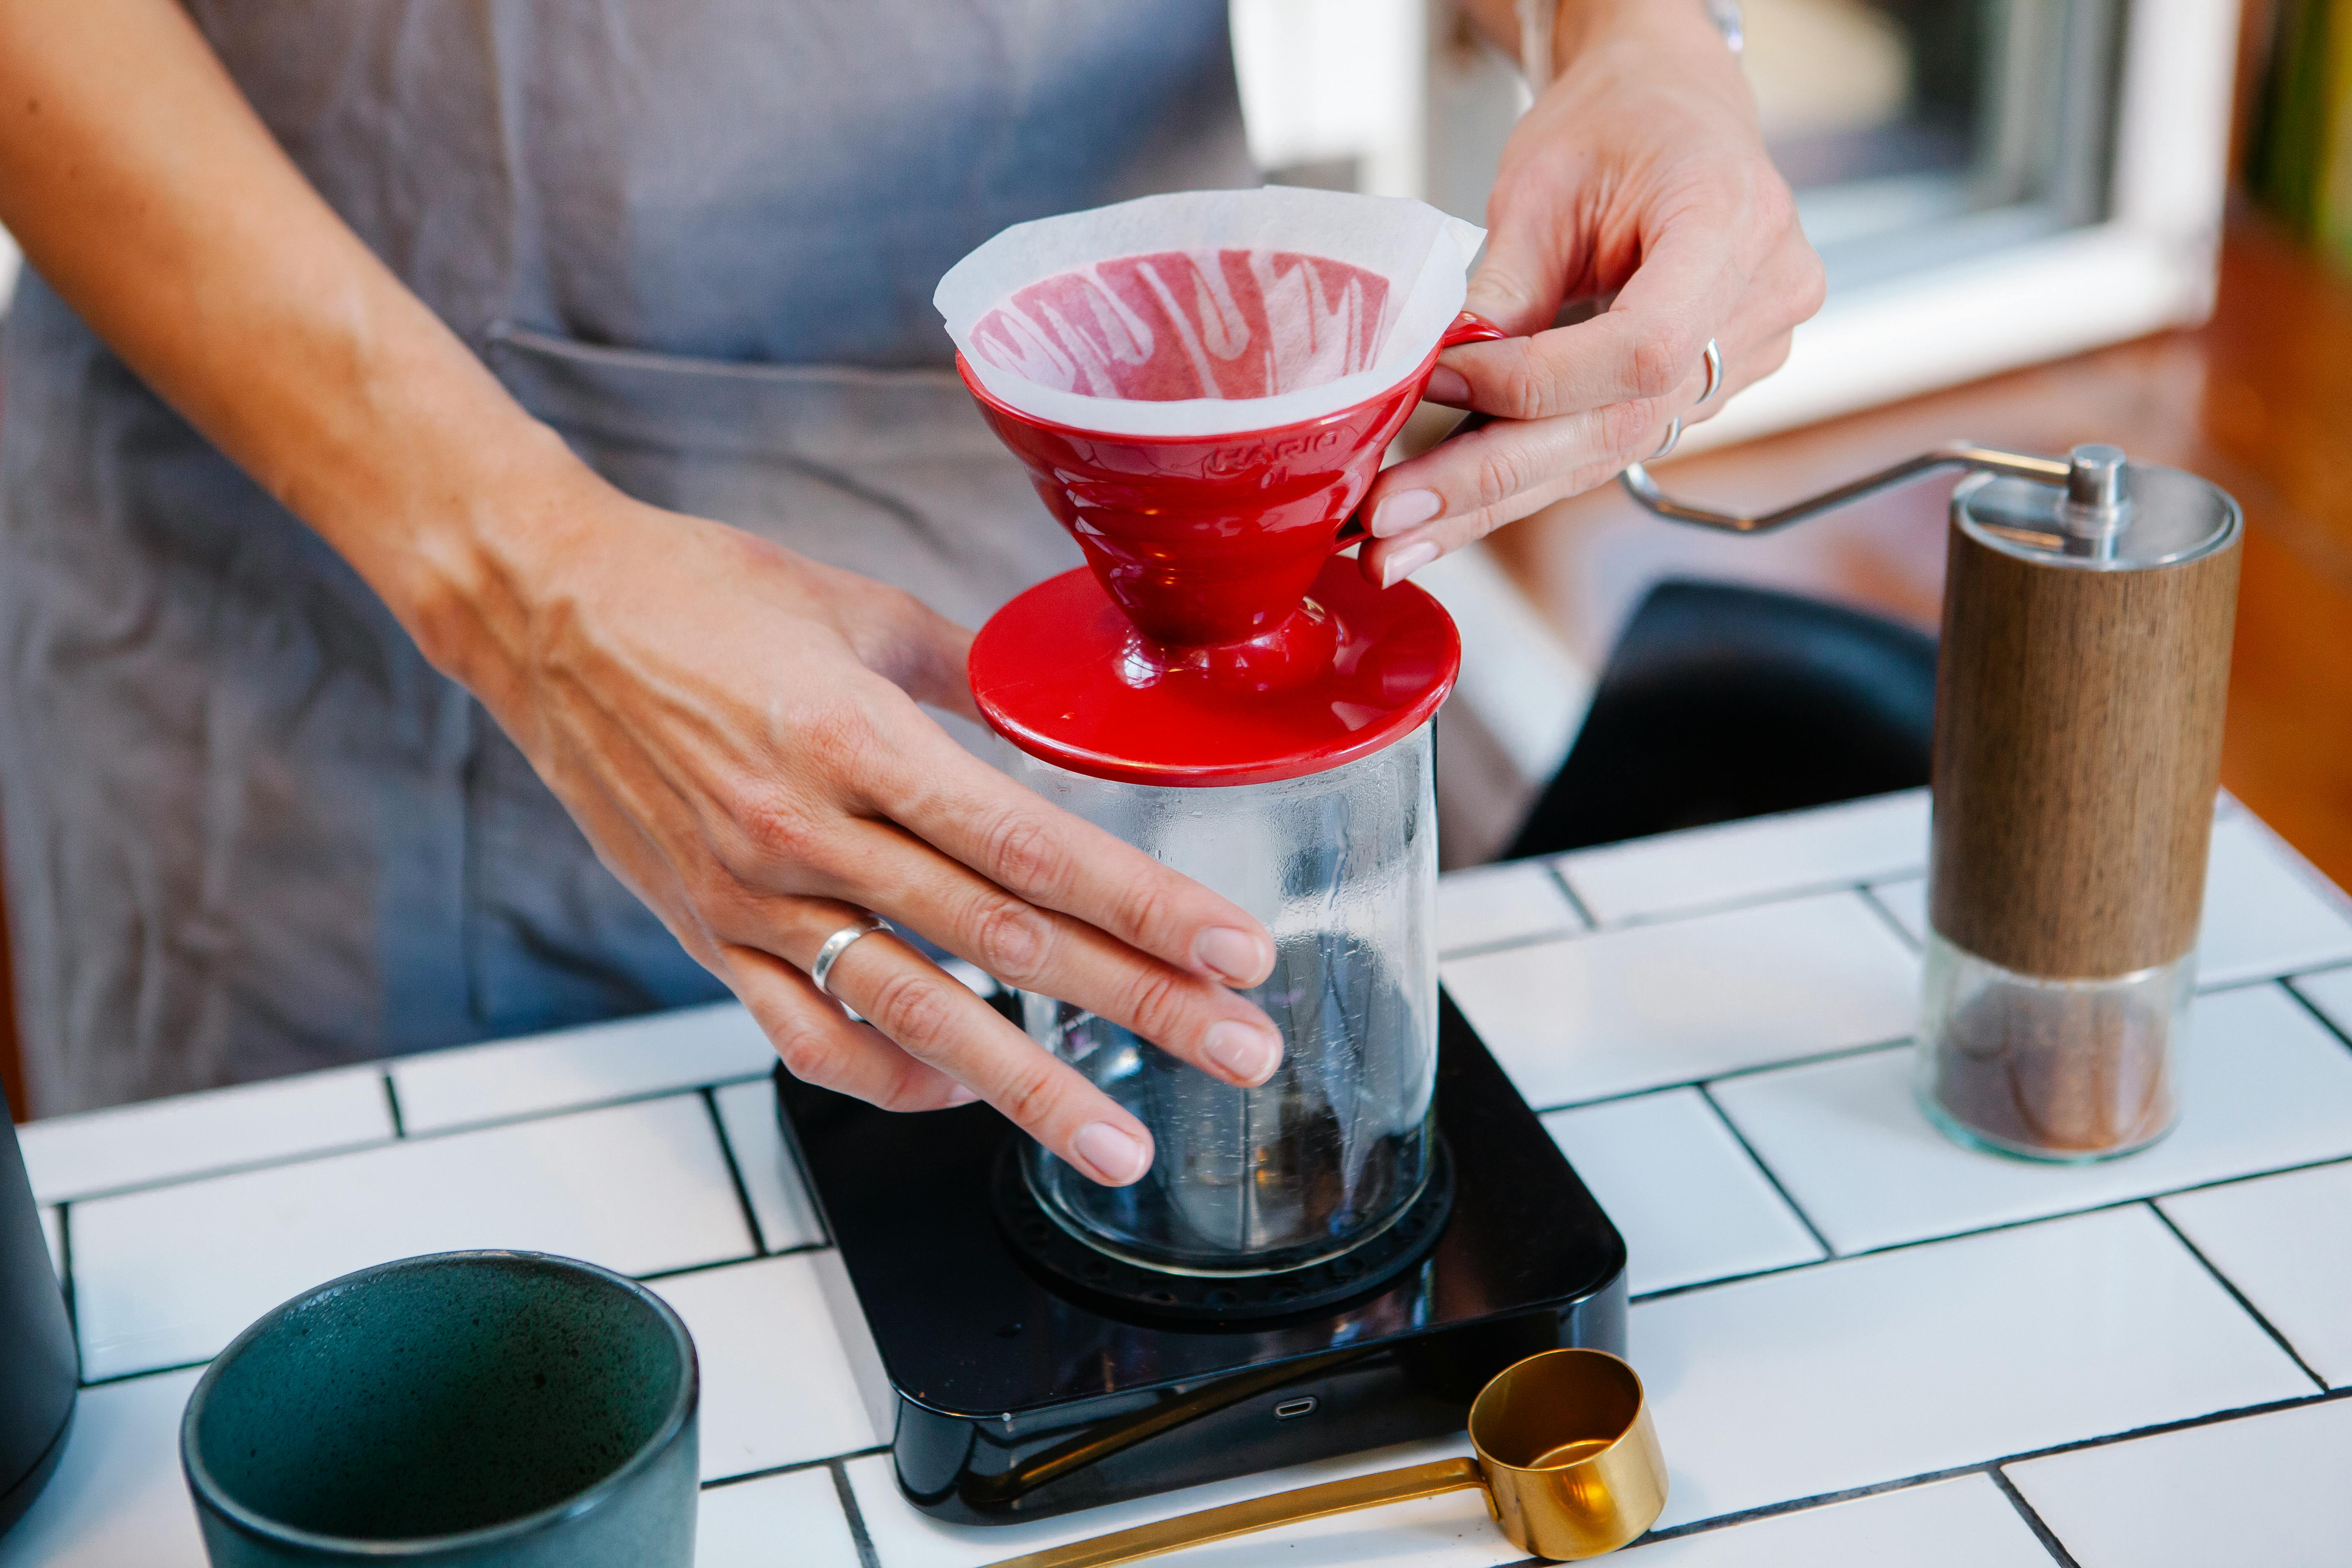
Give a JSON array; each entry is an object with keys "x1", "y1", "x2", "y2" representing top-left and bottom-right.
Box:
[{"x1": 965, "y1": 314, "x2": 1500, "y2": 787}]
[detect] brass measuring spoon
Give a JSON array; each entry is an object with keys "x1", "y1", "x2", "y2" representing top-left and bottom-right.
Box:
[{"x1": 982, "y1": 1348, "x2": 1667, "y2": 1568}]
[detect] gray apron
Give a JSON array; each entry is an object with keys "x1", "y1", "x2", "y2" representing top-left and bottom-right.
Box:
[{"x1": 0, "y1": 1, "x2": 1255, "y2": 1113}]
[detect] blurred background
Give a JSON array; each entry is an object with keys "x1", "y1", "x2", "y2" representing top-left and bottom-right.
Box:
[
  {"x1": 1232, "y1": 0, "x2": 2349, "y2": 887},
  {"x1": 1, "y1": 1, "x2": 2348, "y2": 1106}
]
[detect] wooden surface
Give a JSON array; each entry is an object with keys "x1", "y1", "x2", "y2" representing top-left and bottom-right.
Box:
[
  {"x1": 1928, "y1": 521, "x2": 2239, "y2": 977},
  {"x1": 1488, "y1": 208, "x2": 2352, "y2": 893}
]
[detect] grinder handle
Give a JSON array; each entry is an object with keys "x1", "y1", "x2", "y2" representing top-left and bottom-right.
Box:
[
  {"x1": 978, "y1": 1457, "x2": 1488, "y2": 1568},
  {"x1": 1619, "y1": 440, "x2": 2077, "y2": 534}
]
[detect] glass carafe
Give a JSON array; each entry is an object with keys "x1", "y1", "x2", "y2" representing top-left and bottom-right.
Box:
[{"x1": 1005, "y1": 724, "x2": 1438, "y2": 1276}]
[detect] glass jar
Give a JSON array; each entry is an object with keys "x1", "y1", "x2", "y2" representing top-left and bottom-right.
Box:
[
  {"x1": 1917, "y1": 929, "x2": 2192, "y2": 1161},
  {"x1": 1004, "y1": 723, "x2": 1438, "y2": 1276}
]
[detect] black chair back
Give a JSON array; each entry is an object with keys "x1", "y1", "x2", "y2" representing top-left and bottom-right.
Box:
[{"x1": 1506, "y1": 578, "x2": 1938, "y2": 860}]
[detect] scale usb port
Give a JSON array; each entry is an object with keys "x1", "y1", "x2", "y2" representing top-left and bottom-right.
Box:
[{"x1": 1272, "y1": 1397, "x2": 1319, "y2": 1421}]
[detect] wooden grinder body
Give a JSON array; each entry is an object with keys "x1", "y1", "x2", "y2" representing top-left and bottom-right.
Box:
[{"x1": 1928, "y1": 515, "x2": 2241, "y2": 980}]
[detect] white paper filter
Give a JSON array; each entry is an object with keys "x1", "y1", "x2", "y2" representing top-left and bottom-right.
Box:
[{"x1": 936, "y1": 188, "x2": 1485, "y2": 437}]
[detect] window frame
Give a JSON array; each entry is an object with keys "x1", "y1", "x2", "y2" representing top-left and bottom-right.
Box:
[{"x1": 1685, "y1": 0, "x2": 2240, "y2": 453}]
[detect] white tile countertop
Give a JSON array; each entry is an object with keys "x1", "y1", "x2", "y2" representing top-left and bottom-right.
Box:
[{"x1": 8, "y1": 786, "x2": 2352, "y2": 1568}]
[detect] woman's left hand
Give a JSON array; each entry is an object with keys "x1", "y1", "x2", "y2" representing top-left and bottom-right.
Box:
[{"x1": 1359, "y1": 0, "x2": 1825, "y2": 588}]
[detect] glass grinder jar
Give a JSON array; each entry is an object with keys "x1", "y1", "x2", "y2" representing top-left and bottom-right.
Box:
[
  {"x1": 1621, "y1": 443, "x2": 2242, "y2": 1161},
  {"x1": 968, "y1": 558, "x2": 1459, "y2": 1277}
]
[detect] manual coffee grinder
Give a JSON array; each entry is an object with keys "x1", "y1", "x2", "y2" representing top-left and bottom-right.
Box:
[
  {"x1": 1622, "y1": 442, "x2": 2241, "y2": 1161},
  {"x1": 776, "y1": 191, "x2": 1628, "y2": 1528}
]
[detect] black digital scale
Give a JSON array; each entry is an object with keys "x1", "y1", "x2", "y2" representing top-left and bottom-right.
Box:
[{"x1": 777, "y1": 993, "x2": 1627, "y2": 1525}]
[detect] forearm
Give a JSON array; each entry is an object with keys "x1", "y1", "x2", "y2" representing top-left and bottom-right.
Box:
[
  {"x1": 1454, "y1": 0, "x2": 1734, "y2": 80},
  {"x1": 0, "y1": 0, "x2": 596, "y2": 689}
]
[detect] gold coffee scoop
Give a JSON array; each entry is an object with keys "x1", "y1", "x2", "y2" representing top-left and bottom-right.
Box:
[{"x1": 983, "y1": 1349, "x2": 1667, "y2": 1567}]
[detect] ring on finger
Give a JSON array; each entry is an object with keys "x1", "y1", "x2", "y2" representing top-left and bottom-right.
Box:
[
  {"x1": 811, "y1": 912, "x2": 894, "y2": 996},
  {"x1": 1650, "y1": 417, "x2": 1683, "y2": 460},
  {"x1": 1695, "y1": 338, "x2": 1723, "y2": 407}
]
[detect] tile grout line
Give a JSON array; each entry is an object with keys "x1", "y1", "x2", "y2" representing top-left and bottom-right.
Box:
[
  {"x1": 1634, "y1": 1385, "x2": 2352, "y2": 1547},
  {"x1": 1988, "y1": 1466, "x2": 2087, "y2": 1568},
  {"x1": 830, "y1": 1457, "x2": 885, "y2": 1568},
  {"x1": 81, "y1": 1356, "x2": 213, "y2": 1391},
  {"x1": 381, "y1": 1074, "x2": 406, "y2": 1138},
  {"x1": 41, "y1": 1076, "x2": 778, "y2": 1207},
  {"x1": 1442, "y1": 867, "x2": 1930, "y2": 959},
  {"x1": 1627, "y1": 1147, "x2": 2352, "y2": 1305},
  {"x1": 1629, "y1": 1256, "x2": 1824, "y2": 1305},
  {"x1": 699, "y1": 1444, "x2": 889, "y2": 1492},
  {"x1": 1543, "y1": 861, "x2": 1599, "y2": 930},
  {"x1": 1854, "y1": 880, "x2": 1923, "y2": 952},
  {"x1": 1914, "y1": 1385, "x2": 2352, "y2": 1492},
  {"x1": 2146, "y1": 1201, "x2": 2331, "y2": 1392},
  {"x1": 634, "y1": 1242, "x2": 825, "y2": 1286},
  {"x1": 700, "y1": 1086, "x2": 769, "y2": 1256},
  {"x1": 1443, "y1": 891, "x2": 2344, "y2": 990},
  {"x1": 85, "y1": 1242, "x2": 830, "y2": 1387},
  {"x1": 1439, "y1": 927, "x2": 1583, "y2": 965},
  {"x1": 1489, "y1": 967, "x2": 2342, "y2": 1126},
  {"x1": 2198, "y1": 970, "x2": 2332, "y2": 998},
  {"x1": 55, "y1": 1202, "x2": 76, "y2": 1343},
  {"x1": 1530, "y1": 1034, "x2": 1915, "y2": 1117},
  {"x1": 44, "y1": 1135, "x2": 408, "y2": 1208},
  {"x1": 2130, "y1": 1145, "x2": 2352, "y2": 1204},
  {"x1": 2233, "y1": 811, "x2": 2352, "y2": 921},
  {"x1": 1631, "y1": 1467, "x2": 2004, "y2": 1546},
  {"x1": 1694, "y1": 1083, "x2": 1839, "y2": 1259},
  {"x1": 769, "y1": 1073, "x2": 839, "y2": 1253},
  {"x1": 1556, "y1": 869, "x2": 1932, "y2": 935},
  {"x1": 393, "y1": 1073, "x2": 777, "y2": 1142},
  {"x1": 2282, "y1": 974, "x2": 2352, "y2": 1057}
]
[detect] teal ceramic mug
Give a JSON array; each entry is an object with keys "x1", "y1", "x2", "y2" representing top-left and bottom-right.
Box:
[{"x1": 181, "y1": 1251, "x2": 698, "y2": 1567}]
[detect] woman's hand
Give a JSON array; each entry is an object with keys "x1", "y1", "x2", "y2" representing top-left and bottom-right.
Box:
[
  {"x1": 438, "y1": 472, "x2": 1287, "y2": 1189},
  {"x1": 1359, "y1": 0, "x2": 1825, "y2": 588}
]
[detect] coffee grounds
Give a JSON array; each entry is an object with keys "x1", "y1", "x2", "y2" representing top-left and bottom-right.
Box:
[{"x1": 1929, "y1": 983, "x2": 2174, "y2": 1155}]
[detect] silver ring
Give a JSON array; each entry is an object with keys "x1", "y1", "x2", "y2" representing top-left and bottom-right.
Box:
[
  {"x1": 1695, "y1": 338, "x2": 1723, "y2": 407},
  {"x1": 810, "y1": 913, "x2": 893, "y2": 996},
  {"x1": 1649, "y1": 417, "x2": 1683, "y2": 460}
]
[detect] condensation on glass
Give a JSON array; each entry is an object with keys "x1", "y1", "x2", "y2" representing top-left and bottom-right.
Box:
[{"x1": 1003, "y1": 725, "x2": 1437, "y2": 1276}]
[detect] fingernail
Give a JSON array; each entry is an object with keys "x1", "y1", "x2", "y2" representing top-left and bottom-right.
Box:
[
  {"x1": 1424, "y1": 366, "x2": 1470, "y2": 405},
  {"x1": 1072, "y1": 1122, "x2": 1151, "y2": 1186},
  {"x1": 1369, "y1": 488, "x2": 1443, "y2": 537},
  {"x1": 1204, "y1": 1020, "x2": 1283, "y2": 1086},
  {"x1": 1380, "y1": 540, "x2": 1441, "y2": 589},
  {"x1": 1193, "y1": 926, "x2": 1271, "y2": 985},
  {"x1": 944, "y1": 1084, "x2": 979, "y2": 1107}
]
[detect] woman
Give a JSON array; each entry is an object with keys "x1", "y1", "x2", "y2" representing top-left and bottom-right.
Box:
[{"x1": 0, "y1": 0, "x2": 1819, "y2": 1187}]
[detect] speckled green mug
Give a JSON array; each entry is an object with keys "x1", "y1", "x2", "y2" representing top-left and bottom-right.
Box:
[{"x1": 181, "y1": 1251, "x2": 698, "y2": 1567}]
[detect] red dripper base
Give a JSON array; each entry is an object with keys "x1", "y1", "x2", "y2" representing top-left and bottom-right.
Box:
[{"x1": 970, "y1": 558, "x2": 1460, "y2": 788}]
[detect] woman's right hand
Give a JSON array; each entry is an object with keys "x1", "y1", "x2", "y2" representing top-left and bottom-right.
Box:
[{"x1": 429, "y1": 462, "x2": 1284, "y2": 1188}]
